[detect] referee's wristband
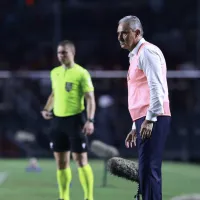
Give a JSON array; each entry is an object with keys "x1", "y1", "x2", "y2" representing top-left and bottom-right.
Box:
[
  {"x1": 87, "y1": 118, "x2": 94, "y2": 123},
  {"x1": 43, "y1": 109, "x2": 50, "y2": 112},
  {"x1": 43, "y1": 109, "x2": 52, "y2": 113}
]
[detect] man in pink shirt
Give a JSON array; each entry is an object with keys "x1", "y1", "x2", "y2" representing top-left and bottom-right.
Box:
[{"x1": 117, "y1": 16, "x2": 171, "y2": 200}]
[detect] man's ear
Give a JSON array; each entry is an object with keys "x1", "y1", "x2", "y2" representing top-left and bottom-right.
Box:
[{"x1": 135, "y1": 29, "x2": 141, "y2": 38}]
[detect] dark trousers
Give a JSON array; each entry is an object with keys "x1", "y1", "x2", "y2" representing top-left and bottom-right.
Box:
[{"x1": 135, "y1": 116, "x2": 171, "y2": 200}]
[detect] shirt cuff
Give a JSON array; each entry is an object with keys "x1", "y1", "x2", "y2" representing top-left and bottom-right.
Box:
[
  {"x1": 146, "y1": 110, "x2": 157, "y2": 122},
  {"x1": 132, "y1": 122, "x2": 136, "y2": 130}
]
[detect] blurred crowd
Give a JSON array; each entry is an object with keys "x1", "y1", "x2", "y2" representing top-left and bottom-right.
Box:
[
  {"x1": 0, "y1": 0, "x2": 198, "y2": 71},
  {"x1": 0, "y1": 76, "x2": 200, "y2": 161}
]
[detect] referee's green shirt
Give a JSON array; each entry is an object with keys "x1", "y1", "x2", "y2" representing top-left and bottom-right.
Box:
[{"x1": 50, "y1": 63, "x2": 94, "y2": 117}]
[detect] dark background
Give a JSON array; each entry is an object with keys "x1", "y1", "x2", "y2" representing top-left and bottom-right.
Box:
[{"x1": 0, "y1": 0, "x2": 200, "y2": 162}]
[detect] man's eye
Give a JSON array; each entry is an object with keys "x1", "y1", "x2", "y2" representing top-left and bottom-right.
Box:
[{"x1": 58, "y1": 51, "x2": 67, "y2": 54}]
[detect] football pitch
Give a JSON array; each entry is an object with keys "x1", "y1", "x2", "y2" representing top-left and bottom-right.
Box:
[{"x1": 0, "y1": 159, "x2": 200, "y2": 200}]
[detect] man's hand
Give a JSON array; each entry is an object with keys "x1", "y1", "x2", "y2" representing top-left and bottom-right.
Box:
[
  {"x1": 140, "y1": 120, "x2": 154, "y2": 140},
  {"x1": 125, "y1": 130, "x2": 137, "y2": 148},
  {"x1": 41, "y1": 110, "x2": 53, "y2": 120},
  {"x1": 82, "y1": 121, "x2": 94, "y2": 135}
]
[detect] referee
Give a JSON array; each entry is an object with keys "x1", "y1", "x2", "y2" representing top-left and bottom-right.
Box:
[{"x1": 41, "y1": 40, "x2": 95, "y2": 200}]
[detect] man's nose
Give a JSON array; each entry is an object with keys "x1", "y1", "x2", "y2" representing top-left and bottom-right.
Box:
[
  {"x1": 118, "y1": 34, "x2": 124, "y2": 41},
  {"x1": 118, "y1": 34, "x2": 121, "y2": 41}
]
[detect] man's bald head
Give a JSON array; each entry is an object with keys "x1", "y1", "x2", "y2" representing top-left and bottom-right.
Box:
[{"x1": 118, "y1": 16, "x2": 144, "y2": 37}]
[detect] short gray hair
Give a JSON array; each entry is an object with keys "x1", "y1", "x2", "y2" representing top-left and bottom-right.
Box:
[{"x1": 119, "y1": 16, "x2": 144, "y2": 36}]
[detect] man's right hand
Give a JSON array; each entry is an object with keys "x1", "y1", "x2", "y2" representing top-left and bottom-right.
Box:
[
  {"x1": 125, "y1": 129, "x2": 137, "y2": 148},
  {"x1": 41, "y1": 110, "x2": 53, "y2": 120}
]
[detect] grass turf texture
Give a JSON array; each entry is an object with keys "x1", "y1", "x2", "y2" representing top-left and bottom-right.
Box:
[{"x1": 0, "y1": 159, "x2": 199, "y2": 200}]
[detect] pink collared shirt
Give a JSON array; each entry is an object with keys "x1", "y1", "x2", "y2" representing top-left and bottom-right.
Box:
[{"x1": 128, "y1": 38, "x2": 171, "y2": 130}]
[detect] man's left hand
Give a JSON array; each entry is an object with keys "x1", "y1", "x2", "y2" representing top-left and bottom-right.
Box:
[
  {"x1": 140, "y1": 120, "x2": 154, "y2": 140},
  {"x1": 82, "y1": 121, "x2": 94, "y2": 135}
]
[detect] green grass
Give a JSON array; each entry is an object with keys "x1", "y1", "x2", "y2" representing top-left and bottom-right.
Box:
[{"x1": 0, "y1": 159, "x2": 200, "y2": 200}]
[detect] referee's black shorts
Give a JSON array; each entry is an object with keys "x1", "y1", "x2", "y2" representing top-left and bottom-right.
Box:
[{"x1": 49, "y1": 112, "x2": 88, "y2": 153}]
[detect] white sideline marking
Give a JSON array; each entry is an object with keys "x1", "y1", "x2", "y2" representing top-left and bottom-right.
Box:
[
  {"x1": 0, "y1": 172, "x2": 8, "y2": 185},
  {"x1": 171, "y1": 194, "x2": 200, "y2": 200}
]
